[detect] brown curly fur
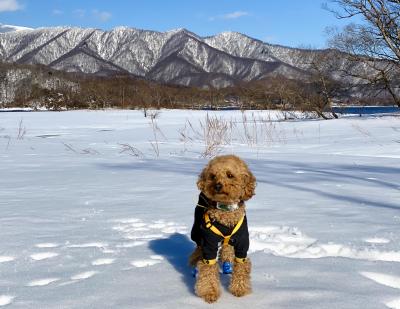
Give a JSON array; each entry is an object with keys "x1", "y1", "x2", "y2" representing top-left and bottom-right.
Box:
[
  {"x1": 197, "y1": 155, "x2": 256, "y2": 205},
  {"x1": 189, "y1": 246, "x2": 202, "y2": 267},
  {"x1": 207, "y1": 205, "x2": 245, "y2": 228},
  {"x1": 230, "y1": 259, "x2": 252, "y2": 297},
  {"x1": 219, "y1": 244, "x2": 235, "y2": 263},
  {"x1": 195, "y1": 260, "x2": 221, "y2": 303},
  {"x1": 191, "y1": 155, "x2": 256, "y2": 302}
]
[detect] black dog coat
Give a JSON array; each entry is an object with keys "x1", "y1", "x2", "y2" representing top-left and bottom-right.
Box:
[{"x1": 190, "y1": 193, "x2": 249, "y2": 261}]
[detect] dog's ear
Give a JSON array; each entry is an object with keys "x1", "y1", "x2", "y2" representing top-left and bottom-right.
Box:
[
  {"x1": 197, "y1": 167, "x2": 207, "y2": 192},
  {"x1": 241, "y1": 169, "x2": 256, "y2": 201}
]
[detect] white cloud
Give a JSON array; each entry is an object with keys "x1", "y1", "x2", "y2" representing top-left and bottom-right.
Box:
[
  {"x1": 73, "y1": 9, "x2": 86, "y2": 18},
  {"x1": 0, "y1": 0, "x2": 22, "y2": 12},
  {"x1": 222, "y1": 11, "x2": 249, "y2": 19},
  {"x1": 92, "y1": 9, "x2": 112, "y2": 22},
  {"x1": 209, "y1": 11, "x2": 250, "y2": 21},
  {"x1": 52, "y1": 9, "x2": 63, "y2": 15}
]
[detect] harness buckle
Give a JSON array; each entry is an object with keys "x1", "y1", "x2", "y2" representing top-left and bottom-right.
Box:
[{"x1": 202, "y1": 258, "x2": 217, "y2": 265}]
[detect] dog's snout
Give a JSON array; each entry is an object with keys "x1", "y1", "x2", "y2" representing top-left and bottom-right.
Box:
[{"x1": 214, "y1": 183, "x2": 223, "y2": 192}]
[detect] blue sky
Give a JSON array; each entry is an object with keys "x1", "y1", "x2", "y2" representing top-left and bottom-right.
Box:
[{"x1": 0, "y1": 0, "x2": 358, "y2": 48}]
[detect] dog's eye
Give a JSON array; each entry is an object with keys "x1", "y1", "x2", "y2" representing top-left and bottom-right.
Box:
[
  {"x1": 209, "y1": 174, "x2": 216, "y2": 180},
  {"x1": 227, "y1": 172, "x2": 234, "y2": 179}
]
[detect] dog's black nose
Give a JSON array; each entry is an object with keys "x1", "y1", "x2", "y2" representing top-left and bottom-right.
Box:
[{"x1": 215, "y1": 183, "x2": 223, "y2": 192}]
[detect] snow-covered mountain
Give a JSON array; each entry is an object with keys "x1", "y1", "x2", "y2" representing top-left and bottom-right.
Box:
[
  {"x1": 0, "y1": 23, "x2": 34, "y2": 33},
  {"x1": 0, "y1": 25, "x2": 325, "y2": 87}
]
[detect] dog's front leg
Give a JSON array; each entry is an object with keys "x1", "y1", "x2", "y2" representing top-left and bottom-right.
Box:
[
  {"x1": 229, "y1": 258, "x2": 252, "y2": 297},
  {"x1": 189, "y1": 246, "x2": 202, "y2": 267},
  {"x1": 195, "y1": 260, "x2": 221, "y2": 303}
]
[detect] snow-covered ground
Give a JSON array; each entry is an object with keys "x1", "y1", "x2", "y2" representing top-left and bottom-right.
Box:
[{"x1": 0, "y1": 109, "x2": 399, "y2": 308}]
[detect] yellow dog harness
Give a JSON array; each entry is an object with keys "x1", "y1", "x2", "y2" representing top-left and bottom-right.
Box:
[
  {"x1": 202, "y1": 212, "x2": 245, "y2": 265},
  {"x1": 204, "y1": 212, "x2": 244, "y2": 246}
]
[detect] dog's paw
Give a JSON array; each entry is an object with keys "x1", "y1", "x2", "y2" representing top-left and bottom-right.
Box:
[
  {"x1": 196, "y1": 280, "x2": 221, "y2": 303},
  {"x1": 229, "y1": 259, "x2": 252, "y2": 297},
  {"x1": 230, "y1": 284, "x2": 251, "y2": 297},
  {"x1": 202, "y1": 292, "x2": 220, "y2": 303},
  {"x1": 196, "y1": 278, "x2": 221, "y2": 303},
  {"x1": 195, "y1": 261, "x2": 221, "y2": 303}
]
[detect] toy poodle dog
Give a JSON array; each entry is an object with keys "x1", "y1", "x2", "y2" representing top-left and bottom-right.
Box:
[{"x1": 189, "y1": 155, "x2": 256, "y2": 303}]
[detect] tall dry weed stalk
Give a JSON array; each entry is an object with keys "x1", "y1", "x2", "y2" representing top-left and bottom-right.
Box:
[
  {"x1": 201, "y1": 114, "x2": 232, "y2": 157},
  {"x1": 179, "y1": 112, "x2": 288, "y2": 157},
  {"x1": 62, "y1": 142, "x2": 99, "y2": 155},
  {"x1": 119, "y1": 143, "x2": 144, "y2": 158},
  {"x1": 238, "y1": 112, "x2": 286, "y2": 146},
  {"x1": 148, "y1": 111, "x2": 166, "y2": 157},
  {"x1": 17, "y1": 119, "x2": 26, "y2": 140},
  {"x1": 180, "y1": 113, "x2": 232, "y2": 157}
]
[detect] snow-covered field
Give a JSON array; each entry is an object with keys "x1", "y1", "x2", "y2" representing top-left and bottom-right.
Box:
[{"x1": 0, "y1": 109, "x2": 399, "y2": 308}]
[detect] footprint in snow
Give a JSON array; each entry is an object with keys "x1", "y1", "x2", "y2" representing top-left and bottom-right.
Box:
[
  {"x1": 58, "y1": 272, "x2": 98, "y2": 286},
  {"x1": 130, "y1": 255, "x2": 164, "y2": 268},
  {"x1": 130, "y1": 260, "x2": 160, "y2": 268},
  {"x1": 116, "y1": 241, "x2": 146, "y2": 248},
  {"x1": 150, "y1": 255, "x2": 164, "y2": 261},
  {"x1": 35, "y1": 243, "x2": 60, "y2": 248},
  {"x1": 360, "y1": 273, "x2": 400, "y2": 309},
  {"x1": 0, "y1": 256, "x2": 15, "y2": 263},
  {"x1": 30, "y1": 252, "x2": 59, "y2": 261},
  {"x1": 112, "y1": 218, "x2": 188, "y2": 242},
  {"x1": 249, "y1": 226, "x2": 400, "y2": 262},
  {"x1": 27, "y1": 278, "x2": 60, "y2": 287},
  {"x1": 360, "y1": 272, "x2": 400, "y2": 290},
  {"x1": 67, "y1": 242, "x2": 108, "y2": 249},
  {"x1": 385, "y1": 298, "x2": 400, "y2": 309},
  {"x1": 70, "y1": 271, "x2": 98, "y2": 280},
  {"x1": 0, "y1": 295, "x2": 14, "y2": 307},
  {"x1": 111, "y1": 218, "x2": 187, "y2": 269},
  {"x1": 364, "y1": 237, "x2": 390, "y2": 244},
  {"x1": 91, "y1": 258, "x2": 115, "y2": 266}
]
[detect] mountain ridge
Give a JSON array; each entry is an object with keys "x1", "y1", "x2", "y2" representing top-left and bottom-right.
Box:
[{"x1": 0, "y1": 24, "x2": 327, "y2": 87}]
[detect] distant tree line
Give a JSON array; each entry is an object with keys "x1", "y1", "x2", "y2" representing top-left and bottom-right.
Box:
[{"x1": 0, "y1": 60, "x2": 396, "y2": 117}]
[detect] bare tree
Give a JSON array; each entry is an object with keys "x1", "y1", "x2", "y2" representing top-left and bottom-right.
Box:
[
  {"x1": 326, "y1": 0, "x2": 400, "y2": 106},
  {"x1": 304, "y1": 50, "x2": 347, "y2": 118}
]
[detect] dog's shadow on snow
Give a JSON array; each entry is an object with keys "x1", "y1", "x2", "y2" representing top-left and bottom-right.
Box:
[{"x1": 149, "y1": 233, "x2": 196, "y2": 294}]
